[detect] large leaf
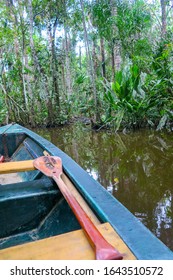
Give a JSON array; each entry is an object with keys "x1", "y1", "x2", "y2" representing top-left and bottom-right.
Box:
[{"x1": 156, "y1": 114, "x2": 168, "y2": 131}]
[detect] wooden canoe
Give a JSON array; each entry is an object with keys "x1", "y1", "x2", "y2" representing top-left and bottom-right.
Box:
[{"x1": 0, "y1": 123, "x2": 172, "y2": 260}]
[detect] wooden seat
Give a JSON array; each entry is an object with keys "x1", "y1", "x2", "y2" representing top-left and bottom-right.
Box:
[{"x1": 0, "y1": 223, "x2": 136, "y2": 260}]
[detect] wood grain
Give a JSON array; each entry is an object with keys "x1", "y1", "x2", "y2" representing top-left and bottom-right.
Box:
[{"x1": 0, "y1": 160, "x2": 35, "y2": 174}]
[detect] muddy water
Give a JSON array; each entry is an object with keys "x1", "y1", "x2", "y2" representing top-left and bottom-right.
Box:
[{"x1": 34, "y1": 123, "x2": 173, "y2": 251}]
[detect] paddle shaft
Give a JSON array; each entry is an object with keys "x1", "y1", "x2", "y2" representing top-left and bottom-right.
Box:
[{"x1": 52, "y1": 174, "x2": 123, "y2": 260}]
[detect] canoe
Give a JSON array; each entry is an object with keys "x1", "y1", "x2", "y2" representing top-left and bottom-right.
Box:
[{"x1": 0, "y1": 123, "x2": 172, "y2": 260}]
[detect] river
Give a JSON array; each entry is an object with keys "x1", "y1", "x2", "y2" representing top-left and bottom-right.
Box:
[{"x1": 34, "y1": 123, "x2": 173, "y2": 251}]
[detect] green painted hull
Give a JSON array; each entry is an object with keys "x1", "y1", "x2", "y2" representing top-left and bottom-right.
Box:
[{"x1": 0, "y1": 123, "x2": 173, "y2": 260}]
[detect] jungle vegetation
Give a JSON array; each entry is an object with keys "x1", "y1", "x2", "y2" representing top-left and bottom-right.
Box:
[{"x1": 0, "y1": 0, "x2": 173, "y2": 130}]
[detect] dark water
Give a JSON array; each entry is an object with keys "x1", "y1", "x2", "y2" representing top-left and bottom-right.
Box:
[{"x1": 34, "y1": 123, "x2": 173, "y2": 251}]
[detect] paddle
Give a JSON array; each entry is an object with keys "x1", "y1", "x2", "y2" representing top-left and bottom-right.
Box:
[
  {"x1": 33, "y1": 156, "x2": 123, "y2": 260},
  {"x1": 0, "y1": 155, "x2": 5, "y2": 163}
]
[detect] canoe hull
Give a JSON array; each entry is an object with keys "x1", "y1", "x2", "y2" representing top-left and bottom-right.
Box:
[{"x1": 0, "y1": 123, "x2": 173, "y2": 260}]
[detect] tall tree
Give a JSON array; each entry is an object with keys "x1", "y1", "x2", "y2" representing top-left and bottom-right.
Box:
[
  {"x1": 63, "y1": 0, "x2": 73, "y2": 99},
  {"x1": 160, "y1": 0, "x2": 167, "y2": 36},
  {"x1": 79, "y1": 0, "x2": 100, "y2": 123}
]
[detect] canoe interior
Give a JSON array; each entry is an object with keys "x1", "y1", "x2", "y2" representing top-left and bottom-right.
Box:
[
  {"x1": 0, "y1": 132, "x2": 42, "y2": 181},
  {"x1": 0, "y1": 132, "x2": 81, "y2": 250}
]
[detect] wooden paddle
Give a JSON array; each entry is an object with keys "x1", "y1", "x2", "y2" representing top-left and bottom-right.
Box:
[
  {"x1": 33, "y1": 156, "x2": 123, "y2": 260},
  {"x1": 0, "y1": 156, "x2": 5, "y2": 163}
]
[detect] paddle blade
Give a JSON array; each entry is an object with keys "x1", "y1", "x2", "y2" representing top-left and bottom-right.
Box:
[{"x1": 33, "y1": 156, "x2": 62, "y2": 177}]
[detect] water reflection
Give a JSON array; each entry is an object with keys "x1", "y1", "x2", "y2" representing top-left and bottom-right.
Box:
[
  {"x1": 155, "y1": 192, "x2": 172, "y2": 244},
  {"x1": 34, "y1": 124, "x2": 173, "y2": 251}
]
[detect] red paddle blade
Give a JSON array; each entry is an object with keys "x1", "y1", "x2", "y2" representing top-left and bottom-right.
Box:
[
  {"x1": 96, "y1": 247, "x2": 123, "y2": 260},
  {"x1": 33, "y1": 156, "x2": 62, "y2": 177},
  {"x1": 0, "y1": 156, "x2": 5, "y2": 163}
]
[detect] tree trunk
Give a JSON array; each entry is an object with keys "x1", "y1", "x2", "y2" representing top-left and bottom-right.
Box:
[
  {"x1": 6, "y1": 0, "x2": 29, "y2": 123},
  {"x1": 27, "y1": 0, "x2": 42, "y2": 78},
  {"x1": 114, "y1": 45, "x2": 121, "y2": 71},
  {"x1": 20, "y1": 17, "x2": 29, "y2": 113},
  {"x1": 79, "y1": 0, "x2": 100, "y2": 123},
  {"x1": 160, "y1": 0, "x2": 167, "y2": 36},
  {"x1": 24, "y1": 49, "x2": 35, "y2": 126},
  {"x1": 47, "y1": 18, "x2": 60, "y2": 123},
  {"x1": 111, "y1": 44, "x2": 115, "y2": 78},
  {"x1": 110, "y1": 0, "x2": 117, "y2": 77},
  {"x1": 79, "y1": 46, "x2": 82, "y2": 70},
  {"x1": 92, "y1": 40, "x2": 98, "y2": 75},
  {"x1": 100, "y1": 38, "x2": 106, "y2": 79},
  {"x1": 27, "y1": 0, "x2": 53, "y2": 125},
  {"x1": 64, "y1": 27, "x2": 73, "y2": 99}
]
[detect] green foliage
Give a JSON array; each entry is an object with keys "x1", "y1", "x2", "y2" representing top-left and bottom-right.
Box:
[
  {"x1": 91, "y1": 0, "x2": 113, "y2": 39},
  {"x1": 152, "y1": 40, "x2": 173, "y2": 93},
  {"x1": 70, "y1": 73, "x2": 94, "y2": 117},
  {"x1": 0, "y1": 0, "x2": 173, "y2": 130},
  {"x1": 103, "y1": 62, "x2": 173, "y2": 131},
  {"x1": 116, "y1": 0, "x2": 152, "y2": 57}
]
